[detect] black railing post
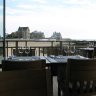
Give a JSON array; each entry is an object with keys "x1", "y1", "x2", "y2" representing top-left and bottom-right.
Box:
[
  {"x1": 25, "y1": 41, "x2": 27, "y2": 47},
  {"x1": 6, "y1": 41, "x2": 8, "y2": 57},
  {"x1": 51, "y1": 41, "x2": 53, "y2": 47},
  {"x1": 60, "y1": 41, "x2": 62, "y2": 49},
  {"x1": 16, "y1": 41, "x2": 18, "y2": 54},
  {"x1": 68, "y1": 41, "x2": 71, "y2": 55},
  {"x1": 3, "y1": 0, "x2": 6, "y2": 59}
]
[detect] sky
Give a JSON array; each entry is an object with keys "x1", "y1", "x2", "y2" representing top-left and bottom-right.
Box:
[{"x1": 1, "y1": 0, "x2": 96, "y2": 40}]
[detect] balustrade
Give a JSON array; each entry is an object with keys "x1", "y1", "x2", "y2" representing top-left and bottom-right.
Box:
[{"x1": 0, "y1": 39, "x2": 96, "y2": 57}]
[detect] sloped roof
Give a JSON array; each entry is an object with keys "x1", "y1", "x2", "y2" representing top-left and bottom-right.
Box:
[{"x1": 18, "y1": 27, "x2": 29, "y2": 31}]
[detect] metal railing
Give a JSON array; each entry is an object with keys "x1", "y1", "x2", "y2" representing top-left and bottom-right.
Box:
[{"x1": 0, "y1": 39, "x2": 96, "y2": 57}]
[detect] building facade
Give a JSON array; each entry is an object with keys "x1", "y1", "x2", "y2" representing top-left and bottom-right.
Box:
[
  {"x1": 50, "y1": 32, "x2": 62, "y2": 40},
  {"x1": 30, "y1": 31, "x2": 45, "y2": 39},
  {"x1": 17, "y1": 27, "x2": 30, "y2": 39}
]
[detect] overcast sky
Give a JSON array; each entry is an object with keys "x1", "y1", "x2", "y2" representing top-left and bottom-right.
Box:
[{"x1": 1, "y1": 0, "x2": 96, "y2": 40}]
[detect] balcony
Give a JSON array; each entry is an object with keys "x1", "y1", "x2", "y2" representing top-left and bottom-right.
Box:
[{"x1": 0, "y1": 39, "x2": 95, "y2": 57}]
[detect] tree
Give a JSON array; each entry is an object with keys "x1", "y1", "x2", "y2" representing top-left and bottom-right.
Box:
[
  {"x1": 6, "y1": 32, "x2": 19, "y2": 39},
  {"x1": 0, "y1": 35, "x2": 2, "y2": 39},
  {"x1": 30, "y1": 31, "x2": 45, "y2": 39}
]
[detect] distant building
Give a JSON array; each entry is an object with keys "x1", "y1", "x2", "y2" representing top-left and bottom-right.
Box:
[
  {"x1": 17, "y1": 27, "x2": 30, "y2": 39},
  {"x1": 50, "y1": 32, "x2": 62, "y2": 40},
  {"x1": 30, "y1": 31, "x2": 45, "y2": 39}
]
